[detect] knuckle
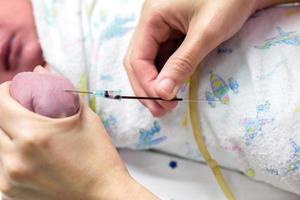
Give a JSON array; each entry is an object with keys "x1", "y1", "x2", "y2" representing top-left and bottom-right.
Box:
[
  {"x1": 35, "y1": 134, "x2": 51, "y2": 147},
  {"x1": 148, "y1": 4, "x2": 160, "y2": 13},
  {"x1": 90, "y1": 111, "x2": 102, "y2": 122},
  {"x1": 145, "y1": 11, "x2": 164, "y2": 28},
  {"x1": 128, "y1": 57, "x2": 144, "y2": 76},
  {"x1": 1, "y1": 185, "x2": 13, "y2": 195},
  {"x1": 20, "y1": 133, "x2": 51, "y2": 151},
  {"x1": 0, "y1": 180, "x2": 13, "y2": 194},
  {"x1": 142, "y1": 2, "x2": 165, "y2": 27},
  {"x1": 5, "y1": 162, "x2": 29, "y2": 182},
  {"x1": 142, "y1": 101, "x2": 166, "y2": 117},
  {"x1": 159, "y1": 101, "x2": 177, "y2": 111},
  {"x1": 129, "y1": 58, "x2": 139, "y2": 71},
  {"x1": 150, "y1": 107, "x2": 166, "y2": 118},
  {"x1": 152, "y1": 111, "x2": 165, "y2": 118},
  {"x1": 202, "y1": 21, "x2": 217, "y2": 34},
  {"x1": 143, "y1": 0, "x2": 162, "y2": 13},
  {"x1": 20, "y1": 135, "x2": 37, "y2": 150},
  {"x1": 142, "y1": 0, "x2": 154, "y2": 11},
  {"x1": 170, "y1": 55, "x2": 195, "y2": 75},
  {"x1": 200, "y1": 21, "x2": 223, "y2": 42}
]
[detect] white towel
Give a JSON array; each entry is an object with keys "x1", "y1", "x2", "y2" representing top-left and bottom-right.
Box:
[{"x1": 32, "y1": 0, "x2": 300, "y2": 195}]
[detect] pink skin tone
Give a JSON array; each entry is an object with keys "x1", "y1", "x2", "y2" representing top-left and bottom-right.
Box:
[
  {"x1": 0, "y1": 0, "x2": 78, "y2": 118},
  {"x1": 10, "y1": 66, "x2": 80, "y2": 118},
  {"x1": 0, "y1": 0, "x2": 45, "y2": 83}
]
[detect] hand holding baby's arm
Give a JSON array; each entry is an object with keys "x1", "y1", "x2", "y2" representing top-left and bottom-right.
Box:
[{"x1": 0, "y1": 73, "x2": 158, "y2": 199}]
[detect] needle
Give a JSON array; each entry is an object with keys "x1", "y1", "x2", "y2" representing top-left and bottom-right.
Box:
[{"x1": 65, "y1": 90, "x2": 208, "y2": 102}]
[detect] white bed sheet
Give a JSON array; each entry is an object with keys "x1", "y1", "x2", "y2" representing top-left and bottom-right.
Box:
[
  {"x1": 0, "y1": 149, "x2": 298, "y2": 200},
  {"x1": 120, "y1": 149, "x2": 300, "y2": 200}
]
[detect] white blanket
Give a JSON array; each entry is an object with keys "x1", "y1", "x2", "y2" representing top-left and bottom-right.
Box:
[
  {"x1": 121, "y1": 149, "x2": 300, "y2": 200},
  {"x1": 32, "y1": 0, "x2": 300, "y2": 195}
]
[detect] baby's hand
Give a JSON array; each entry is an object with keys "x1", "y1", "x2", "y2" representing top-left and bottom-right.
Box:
[{"x1": 10, "y1": 66, "x2": 80, "y2": 118}]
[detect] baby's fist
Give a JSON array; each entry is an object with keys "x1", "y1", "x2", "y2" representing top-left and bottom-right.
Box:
[{"x1": 10, "y1": 66, "x2": 80, "y2": 118}]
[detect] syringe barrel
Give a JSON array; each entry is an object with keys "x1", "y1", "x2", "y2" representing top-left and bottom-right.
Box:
[
  {"x1": 94, "y1": 90, "x2": 106, "y2": 97},
  {"x1": 94, "y1": 90, "x2": 122, "y2": 100}
]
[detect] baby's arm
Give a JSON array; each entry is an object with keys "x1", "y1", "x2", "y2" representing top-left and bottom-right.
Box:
[{"x1": 10, "y1": 66, "x2": 80, "y2": 118}]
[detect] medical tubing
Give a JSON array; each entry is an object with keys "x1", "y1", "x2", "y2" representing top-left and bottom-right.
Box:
[{"x1": 189, "y1": 69, "x2": 236, "y2": 200}]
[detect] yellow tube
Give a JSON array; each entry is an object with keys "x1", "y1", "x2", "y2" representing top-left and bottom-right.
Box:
[{"x1": 189, "y1": 69, "x2": 236, "y2": 200}]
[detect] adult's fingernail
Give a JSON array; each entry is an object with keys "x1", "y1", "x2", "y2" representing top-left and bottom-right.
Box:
[{"x1": 158, "y1": 78, "x2": 176, "y2": 95}]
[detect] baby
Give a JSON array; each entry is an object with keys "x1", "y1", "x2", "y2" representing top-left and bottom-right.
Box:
[
  {"x1": 4, "y1": 0, "x2": 300, "y2": 196},
  {"x1": 0, "y1": 0, "x2": 45, "y2": 83}
]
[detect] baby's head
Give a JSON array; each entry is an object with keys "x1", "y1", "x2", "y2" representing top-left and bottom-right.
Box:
[
  {"x1": 10, "y1": 67, "x2": 80, "y2": 118},
  {"x1": 0, "y1": 0, "x2": 44, "y2": 83}
]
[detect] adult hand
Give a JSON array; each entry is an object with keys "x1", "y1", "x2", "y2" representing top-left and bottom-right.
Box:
[
  {"x1": 0, "y1": 0, "x2": 45, "y2": 83},
  {"x1": 0, "y1": 82, "x2": 157, "y2": 200},
  {"x1": 124, "y1": 0, "x2": 291, "y2": 117}
]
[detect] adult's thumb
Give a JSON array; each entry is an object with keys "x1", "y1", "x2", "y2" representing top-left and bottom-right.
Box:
[{"x1": 155, "y1": 33, "x2": 207, "y2": 100}]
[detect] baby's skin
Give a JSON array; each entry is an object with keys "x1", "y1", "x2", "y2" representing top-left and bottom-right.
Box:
[{"x1": 9, "y1": 66, "x2": 80, "y2": 118}]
